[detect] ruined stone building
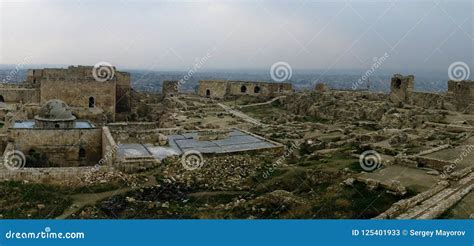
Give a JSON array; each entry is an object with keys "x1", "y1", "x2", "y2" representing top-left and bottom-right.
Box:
[
  {"x1": 447, "y1": 80, "x2": 474, "y2": 112},
  {"x1": 389, "y1": 74, "x2": 474, "y2": 113},
  {"x1": 198, "y1": 80, "x2": 293, "y2": 99},
  {"x1": 8, "y1": 99, "x2": 102, "y2": 167},
  {"x1": 0, "y1": 65, "x2": 132, "y2": 122}
]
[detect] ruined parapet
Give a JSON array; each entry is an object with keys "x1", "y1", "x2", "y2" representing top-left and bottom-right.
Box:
[
  {"x1": 197, "y1": 129, "x2": 231, "y2": 141},
  {"x1": 314, "y1": 83, "x2": 329, "y2": 92},
  {"x1": 354, "y1": 176, "x2": 407, "y2": 196},
  {"x1": 393, "y1": 156, "x2": 418, "y2": 168},
  {"x1": 389, "y1": 74, "x2": 414, "y2": 105},
  {"x1": 447, "y1": 80, "x2": 474, "y2": 113},
  {"x1": 162, "y1": 80, "x2": 179, "y2": 97},
  {"x1": 450, "y1": 167, "x2": 473, "y2": 181}
]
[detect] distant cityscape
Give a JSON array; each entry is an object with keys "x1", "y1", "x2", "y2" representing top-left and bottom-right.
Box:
[{"x1": 0, "y1": 66, "x2": 449, "y2": 93}]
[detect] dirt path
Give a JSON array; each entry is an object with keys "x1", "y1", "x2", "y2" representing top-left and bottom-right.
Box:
[
  {"x1": 56, "y1": 175, "x2": 158, "y2": 219},
  {"x1": 237, "y1": 96, "x2": 285, "y2": 109},
  {"x1": 217, "y1": 103, "x2": 265, "y2": 126}
]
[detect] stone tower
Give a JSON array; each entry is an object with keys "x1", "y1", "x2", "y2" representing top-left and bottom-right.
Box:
[{"x1": 390, "y1": 74, "x2": 414, "y2": 104}]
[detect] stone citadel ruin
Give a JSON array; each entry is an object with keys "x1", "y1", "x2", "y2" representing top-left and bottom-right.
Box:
[{"x1": 0, "y1": 65, "x2": 473, "y2": 219}]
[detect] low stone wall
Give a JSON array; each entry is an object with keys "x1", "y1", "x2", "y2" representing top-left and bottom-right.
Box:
[
  {"x1": 411, "y1": 91, "x2": 446, "y2": 109},
  {"x1": 106, "y1": 122, "x2": 160, "y2": 131},
  {"x1": 415, "y1": 156, "x2": 454, "y2": 171},
  {"x1": 101, "y1": 126, "x2": 117, "y2": 166},
  {"x1": 116, "y1": 158, "x2": 160, "y2": 173},
  {"x1": 375, "y1": 181, "x2": 449, "y2": 219},
  {"x1": 0, "y1": 166, "x2": 107, "y2": 186}
]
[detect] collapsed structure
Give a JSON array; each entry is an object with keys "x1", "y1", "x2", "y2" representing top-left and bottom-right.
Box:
[{"x1": 390, "y1": 74, "x2": 474, "y2": 113}]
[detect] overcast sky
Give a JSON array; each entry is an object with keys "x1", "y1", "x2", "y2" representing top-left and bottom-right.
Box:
[{"x1": 0, "y1": 0, "x2": 472, "y2": 72}]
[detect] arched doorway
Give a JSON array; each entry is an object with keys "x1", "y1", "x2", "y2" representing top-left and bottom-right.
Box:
[
  {"x1": 240, "y1": 85, "x2": 247, "y2": 93},
  {"x1": 0, "y1": 95, "x2": 4, "y2": 102},
  {"x1": 395, "y1": 79, "x2": 402, "y2": 89},
  {"x1": 206, "y1": 89, "x2": 211, "y2": 97},
  {"x1": 254, "y1": 86, "x2": 261, "y2": 94},
  {"x1": 88, "y1": 97, "x2": 95, "y2": 108},
  {"x1": 79, "y1": 148, "x2": 86, "y2": 159}
]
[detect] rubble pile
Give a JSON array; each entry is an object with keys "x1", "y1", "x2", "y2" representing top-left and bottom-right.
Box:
[
  {"x1": 82, "y1": 168, "x2": 138, "y2": 187},
  {"x1": 161, "y1": 155, "x2": 270, "y2": 191}
]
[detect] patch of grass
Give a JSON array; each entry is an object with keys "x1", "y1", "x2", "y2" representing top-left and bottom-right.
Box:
[
  {"x1": 68, "y1": 182, "x2": 127, "y2": 194},
  {"x1": 311, "y1": 183, "x2": 413, "y2": 219},
  {"x1": 0, "y1": 181, "x2": 72, "y2": 219}
]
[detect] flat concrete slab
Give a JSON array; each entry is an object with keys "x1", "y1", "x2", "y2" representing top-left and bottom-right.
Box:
[
  {"x1": 424, "y1": 136, "x2": 474, "y2": 169},
  {"x1": 358, "y1": 165, "x2": 439, "y2": 193},
  {"x1": 168, "y1": 129, "x2": 278, "y2": 154},
  {"x1": 117, "y1": 129, "x2": 281, "y2": 160}
]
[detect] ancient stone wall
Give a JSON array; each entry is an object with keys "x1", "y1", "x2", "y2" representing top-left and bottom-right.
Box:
[
  {"x1": 198, "y1": 80, "x2": 293, "y2": 99},
  {"x1": 198, "y1": 80, "x2": 228, "y2": 98},
  {"x1": 447, "y1": 80, "x2": 474, "y2": 113},
  {"x1": 0, "y1": 167, "x2": 93, "y2": 186},
  {"x1": 115, "y1": 72, "x2": 132, "y2": 113},
  {"x1": 411, "y1": 92, "x2": 446, "y2": 109},
  {"x1": 101, "y1": 126, "x2": 117, "y2": 166},
  {"x1": 40, "y1": 79, "x2": 116, "y2": 121},
  {"x1": 9, "y1": 128, "x2": 102, "y2": 167},
  {"x1": 25, "y1": 66, "x2": 133, "y2": 119},
  {"x1": 227, "y1": 81, "x2": 292, "y2": 97},
  {"x1": 0, "y1": 88, "x2": 39, "y2": 104},
  {"x1": 0, "y1": 166, "x2": 126, "y2": 186}
]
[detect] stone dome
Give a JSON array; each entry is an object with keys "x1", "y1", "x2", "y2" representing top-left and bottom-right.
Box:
[{"x1": 35, "y1": 99, "x2": 76, "y2": 121}]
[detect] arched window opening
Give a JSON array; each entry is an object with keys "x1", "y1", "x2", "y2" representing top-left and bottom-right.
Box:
[
  {"x1": 89, "y1": 97, "x2": 95, "y2": 108},
  {"x1": 240, "y1": 85, "x2": 247, "y2": 93},
  {"x1": 395, "y1": 79, "x2": 402, "y2": 89},
  {"x1": 28, "y1": 149, "x2": 36, "y2": 155},
  {"x1": 254, "y1": 86, "x2": 261, "y2": 93},
  {"x1": 79, "y1": 148, "x2": 86, "y2": 159}
]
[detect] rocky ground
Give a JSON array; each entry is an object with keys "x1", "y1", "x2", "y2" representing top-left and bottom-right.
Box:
[{"x1": 1, "y1": 90, "x2": 471, "y2": 219}]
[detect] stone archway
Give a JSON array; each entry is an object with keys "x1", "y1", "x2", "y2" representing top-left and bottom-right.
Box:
[{"x1": 254, "y1": 86, "x2": 261, "y2": 94}]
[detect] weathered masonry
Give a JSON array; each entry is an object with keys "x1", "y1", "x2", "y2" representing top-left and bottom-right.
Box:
[
  {"x1": 198, "y1": 80, "x2": 293, "y2": 99},
  {"x1": 0, "y1": 65, "x2": 132, "y2": 122},
  {"x1": 389, "y1": 74, "x2": 474, "y2": 113}
]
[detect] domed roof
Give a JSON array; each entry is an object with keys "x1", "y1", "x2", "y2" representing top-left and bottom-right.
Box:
[{"x1": 35, "y1": 99, "x2": 76, "y2": 121}]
